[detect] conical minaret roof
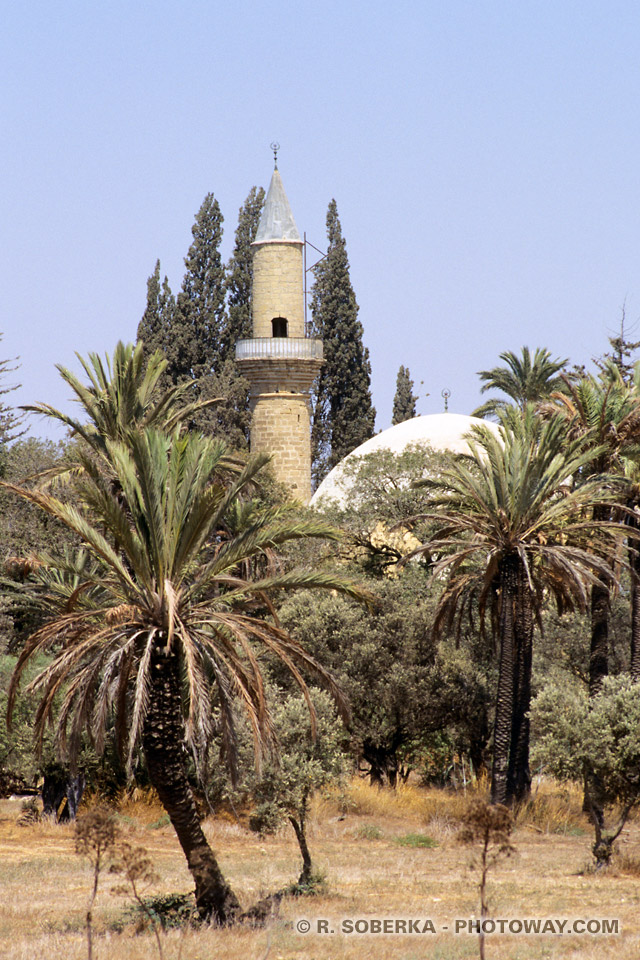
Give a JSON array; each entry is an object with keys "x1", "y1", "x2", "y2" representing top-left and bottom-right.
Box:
[{"x1": 254, "y1": 168, "x2": 301, "y2": 243}]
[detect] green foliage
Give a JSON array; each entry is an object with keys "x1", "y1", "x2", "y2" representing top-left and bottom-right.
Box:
[
  {"x1": 599, "y1": 306, "x2": 640, "y2": 384},
  {"x1": 222, "y1": 185, "x2": 265, "y2": 362},
  {"x1": 0, "y1": 438, "x2": 74, "y2": 590},
  {"x1": 0, "y1": 652, "x2": 55, "y2": 789},
  {"x1": 421, "y1": 409, "x2": 621, "y2": 638},
  {"x1": 22, "y1": 342, "x2": 218, "y2": 467},
  {"x1": 205, "y1": 185, "x2": 266, "y2": 449},
  {"x1": 143, "y1": 194, "x2": 237, "y2": 443},
  {"x1": 325, "y1": 443, "x2": 446, "y2": 520},
  {"x1": 532, "y1": 675, "x2": 640, "y2": 864},
  {"x1": 548, "y1": 359, "x2": 640, "y2": 476},
  {"x1": 413, "y1": 406, "x2": 625, "y2": 804},
  {"x1": 532, "y1": 675, "x2": 640, "y2": 807},
  {"x1": 137, "y1": 189, "x2": 265, "y2": 448},
  {"x1": 0, "y1": 335, "x2": 27, "y2": 456},
  {"x1": 310, "y1": 199, "x2": 375, "y2": 484},
  {"x1": 416, "y1": 643, "x2": 493, "y2": 781},
  {"x1": 356, "y1": 823, "x2": 383, "y2": 840},
  {"x1": 123, "y1": 893, "x2": 194, "y2": 930},
  {"x1": 530, "y1": 679, "x2": 587, "y2": 783},
  {"x1": 174, "y1": 193, "x2": 226, "y2": 383},
  {"x1": 3, "y1": 430, "x2": 364, "y2": 771},
  {"x1": 472, "y1": 346, "x2": 567, "y2": 420},
  {"x1": 278, "y1": 571, "x2": 441, "y2": 785},
  {"x1": 247, "y1": 689, "x2": 349, "y2": 834},
  {"x1": 536, "y1": 596, "x2": 631, "y2": 689},
  {"x1": 391, "y1": 365, "x2": 417, "y2": 424},
  {"x1": 3, "y1": 344, "x2": 370, "y2": 922},
  {"x1": 394, "y1": 832, "x2": 438, "y2": 848},
  {"x1": 136, "y1": 261, "x2": 177, "y2": 386},
  {"x1": 184, "y1": 358, "x2": 250, "y2": 452},
  {"x1": 313, "y1": 444, "x2": 452, "y2": 575}
]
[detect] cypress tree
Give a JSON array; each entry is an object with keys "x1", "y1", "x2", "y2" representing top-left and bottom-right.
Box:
[
  {"x1": 196, "y1": 185, "x2": 266, "y2": 451},
  {"x1": 392, "y1": 366, "x2": 417, "y2": 424},
  {"x1": 221, "y1": 186, "x2": 265, "y2": 363},
  {"x1": 136, "y1": 193, "x2": 255, "y2": 450},
  {"x1": 310, "y1": 200, "x2": 375, "y2": 485},
  {"x1": 173, "y1": 193, "x2": 226, "y2": 383},
  {"x1": 0, "y1": 336, "x2": 26, "y2": 467},
  {"x1": 136, "y1": 260, "x2": 177, "y2": 380}
]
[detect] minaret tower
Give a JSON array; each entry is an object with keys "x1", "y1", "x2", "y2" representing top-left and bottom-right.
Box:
[{"x1": 235, "y1": 152, "x2": 323, "y2": 503}]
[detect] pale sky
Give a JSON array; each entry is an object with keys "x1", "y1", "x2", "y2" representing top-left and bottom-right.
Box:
[{"x1": 2, "y1": 0, "x2": 640, "y2": 440}]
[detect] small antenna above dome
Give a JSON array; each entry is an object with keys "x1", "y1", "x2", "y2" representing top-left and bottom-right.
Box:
[
  {"x1": 270, "y1": 141, "x2": 280, "y2": 169},
  {"x1": 441, "y1": 388, "x2": 451, "y2": 412}
]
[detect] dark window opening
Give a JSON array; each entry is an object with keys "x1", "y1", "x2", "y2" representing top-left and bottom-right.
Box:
[{"x1": 272, "y1": 317, "x2": 288, "y2": 337}]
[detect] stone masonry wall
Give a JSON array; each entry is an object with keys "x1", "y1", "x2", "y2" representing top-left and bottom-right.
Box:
[
  {"x1": 250, "y1": 392, "x2": 312, "y2": 503},
  {"x1": 252, "y1": 242, "x2": 305, "y2": 338}
]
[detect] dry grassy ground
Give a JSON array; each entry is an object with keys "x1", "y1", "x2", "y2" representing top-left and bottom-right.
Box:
[{"x1": 1, "y1": 780, "x2": 639, "y2": 960}]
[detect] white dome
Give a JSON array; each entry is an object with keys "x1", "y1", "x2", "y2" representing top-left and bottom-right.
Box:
[{"x1": 311, "y1": 413, "x2": 501, "y2": 507}]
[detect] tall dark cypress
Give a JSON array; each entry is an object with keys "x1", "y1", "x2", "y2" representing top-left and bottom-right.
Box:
[
  {"x1": 221, "y1": 186, "x2": 265, "y2": 364},
  {"x1": 310, "y1": 200, "x2": 375, "y2": 485},
  {"x1": 136, "y1": 260, "x2": 177, "y2": 381},
  {"x1": 195, "y1": 185, "x2": 266, "y2": 451},
  {"x1": 173, "y1": 193, "x2": 226, "y2": 383},
  {"x1": 392, "y1": 366, "x2": 417, "y2": 424}
]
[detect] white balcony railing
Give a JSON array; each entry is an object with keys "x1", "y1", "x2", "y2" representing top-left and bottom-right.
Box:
[{"x1": 236, "y1": 337, "x2": 323, "y2": 361}]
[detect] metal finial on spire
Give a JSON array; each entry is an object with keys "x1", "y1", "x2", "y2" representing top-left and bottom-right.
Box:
[
  {"x1": 270, "y1": 141, "x2": 280, "y2": 169},
  {"x1": 441, "y1": 388, "x2": 451, "y2": 412}
]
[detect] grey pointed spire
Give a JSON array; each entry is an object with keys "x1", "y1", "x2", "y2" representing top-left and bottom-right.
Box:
[{"x1": 254, "y1": 168, "x2": 301, "y2": 243}]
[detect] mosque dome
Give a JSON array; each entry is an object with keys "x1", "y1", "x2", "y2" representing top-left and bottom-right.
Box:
[{"x1": 311, "y1": 413, "x2": 501, "y2": 508}]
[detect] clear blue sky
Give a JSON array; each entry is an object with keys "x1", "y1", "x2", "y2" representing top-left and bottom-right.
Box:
[{"x1": 2, "y1": 0, "x2": 640, "y2": 440}]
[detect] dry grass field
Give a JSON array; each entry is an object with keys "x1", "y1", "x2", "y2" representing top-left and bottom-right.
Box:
[{"x1": 1, "y1": 780, "x2": 639, "y2": 960}]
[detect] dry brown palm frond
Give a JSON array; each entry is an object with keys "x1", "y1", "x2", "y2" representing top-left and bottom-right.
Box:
[
  {"x1": 3, "y1": 555, "x2": 42, "y2": 580},
  {"x1": 105, "y1": 604, "x2": 138, "y2": 625}
]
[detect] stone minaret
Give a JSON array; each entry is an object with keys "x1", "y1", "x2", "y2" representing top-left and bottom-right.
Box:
[{"x1": 235, "y1": 162, "x2": 323, "y2": 503}]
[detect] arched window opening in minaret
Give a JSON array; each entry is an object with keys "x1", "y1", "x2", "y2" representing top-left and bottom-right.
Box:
[{"x1": 272, "y1": 317, "x2": 288, "y2": 337}]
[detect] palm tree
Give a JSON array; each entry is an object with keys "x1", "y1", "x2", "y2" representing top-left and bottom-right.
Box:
[
  {"x1": 621, "y1": 461, "x2": 640, "y2": 681},
  {"x1": 3, "y1": 427, "x2": 368, "y2": 923},
  {"x1": 21, "y1": 341, "x2": 235, "y2": 487},
  {"x1": 546, "y1": 364, "x2": 640, "y2": 695},
  {"x1": 472, "y1": 346, "x2": 567, "y2": 421},
  {"x1": 405, "y1": 408, "x2": 621, "y2": 805}
]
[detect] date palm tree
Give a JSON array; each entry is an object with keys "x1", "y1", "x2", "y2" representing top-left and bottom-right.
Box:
[
  {"x1": 5, "y1": 343, "x2": 369, "y2": 922},
  {"x1": 21, "y1": 340, "x2": 236, "y2": 487},
  {"x1": 405, "y1": 408, "x2": 621, "y2": 805},
  {"x1": 540, "y1": 364, "x2": 640, "y2": 826},
  {"x1": 3, "y1": 428, "x2": 368, "y2": 923},
  {"x1": 546, "y1": 364, "x2": 640, "y2": 696},
  {"x1": 472, "y1": 346, "x2": 567, "y2": 421}
]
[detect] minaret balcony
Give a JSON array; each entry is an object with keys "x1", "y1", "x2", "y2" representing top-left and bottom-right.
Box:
[{"x1": 235, "y1": 337, "x2": 323, "y2": 361}]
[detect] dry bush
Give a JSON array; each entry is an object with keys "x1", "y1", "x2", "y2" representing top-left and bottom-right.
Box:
[
  {"x1": 611, "y1": 850, "x2": 640, "y2": 876},
  {"x1": 458, "y1": 800, "x2": 516, "y2": 960},
  {"x1": 513, "y1": 779, "x2": 586, "y2": 834},
  {"x1": 319, "y1": 776, "x2": 488, "y2": 822}
]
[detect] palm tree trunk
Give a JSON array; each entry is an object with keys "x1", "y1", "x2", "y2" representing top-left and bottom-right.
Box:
[
  {"x1": 491, "y1": 555, "x2": 517, "y2": 805},
  {"x1": 589, "y1": 581, "x2": 609, "y2": 697},
  {"x1": 584, "y1": 581, "x2": 610, "y2": 825},
  {"x1": 506, "y1": 563, "x2": 533, "y2": 804},
  {"x1": 142, "y1": 645, "x2": 241, "y2": 924},
  {"x1": 628, "y1": 533, "x2": 640, "y2": 681}
]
